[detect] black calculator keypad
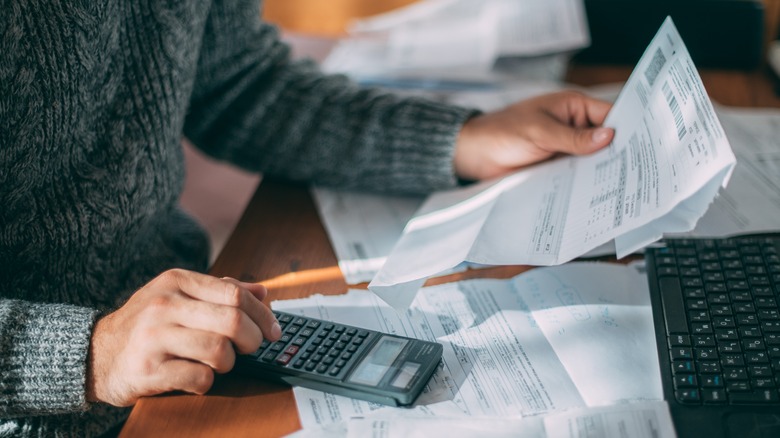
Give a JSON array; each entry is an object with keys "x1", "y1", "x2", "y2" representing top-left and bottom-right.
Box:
[{"x1": 247, "y1": 311, "x2": 377, "y2": 380}]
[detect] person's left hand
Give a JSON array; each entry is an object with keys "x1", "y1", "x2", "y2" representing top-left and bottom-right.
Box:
[{"x1": 453, "y1": 90, "x2": 615, "y2": 181}]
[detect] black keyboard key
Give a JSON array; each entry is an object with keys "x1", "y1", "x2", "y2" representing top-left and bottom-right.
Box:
[
  {"x1": 659, "y1": 277, "x2": 690, "y2": 334},
  {"x1": 699, "y1": 361, "x2": 721, "y2": 373},
  {"x1": 669, "y1": 334, "x2": 691, "y2": 347},
  {"x1": 724, "y1": 368, "x2": 748, "y2": 380},
  {"x1": 676, "y1": 388, "x2": 701, "y2": 404},
  {"x1": 729, "y1": 389, "x2": 779, "y2": 404},
  {"x1": 702, "y1": 388, "x2": 727, "y2": 403},
  {"x1": 702, "y1": 375, "x2": 724, "y2": 387},
  {"x1": 675, "y1": 374, "x2": 698, "y2": 387},
  {"x1": 673, "y1": 360, "x2": 695, "y2": 373},
  {"x1": 727, "y1": 381, "x2": 751, "y2": 392},
  {"x1": 671, "y1": 348, "x2": 694, "y2": 360}
]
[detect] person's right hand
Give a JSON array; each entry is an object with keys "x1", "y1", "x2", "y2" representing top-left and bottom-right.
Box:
[{"x1": 86, "y1": 269, "x2": 281, "y2": 407}]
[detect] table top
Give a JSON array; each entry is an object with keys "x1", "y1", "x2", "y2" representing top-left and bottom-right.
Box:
[{"x1": 120, "y1": 63, "x2": 780, "y2": 438}]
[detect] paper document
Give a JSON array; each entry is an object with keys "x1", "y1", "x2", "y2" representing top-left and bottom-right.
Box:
[
  {"x1": 272, "y1": 263, "x2": 661, "y2": 430},
  {"x1": 370, "y1": 17, "x2": 736, "y2": 310},
  {"x1": 322, "y1": 0, "x2": 589, "y2": 78},
  {"x1": 684, "y1": 107, "x2": 780, "y2": 236},
  {"x1": 287, "y1": 401, "x2": 675, "y2": 438}
]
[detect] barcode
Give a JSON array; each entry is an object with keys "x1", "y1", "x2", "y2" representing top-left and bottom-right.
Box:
[
  {"x1": 663, "y1": 81, "x2": 686, "y2": 141},
  {"x1": 644, "y1": 48, "x2": 667, "y2": 87}
]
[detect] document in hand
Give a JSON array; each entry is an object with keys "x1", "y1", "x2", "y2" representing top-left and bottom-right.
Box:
[{"x1": 369, "y1": 17, "x2": 736, "y2": 310}]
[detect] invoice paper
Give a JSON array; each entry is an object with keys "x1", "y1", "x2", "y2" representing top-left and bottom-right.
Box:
[
  {"x1": 370, "y1": 17, "x2": 736, "y2": 310},
  {"x1": 272, "y1": 262, "x2": 661, "y2": 430}
]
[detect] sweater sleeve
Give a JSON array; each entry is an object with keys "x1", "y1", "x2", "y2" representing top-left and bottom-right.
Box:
[
  {"x1": 183, "y1": 0, "x2": 477, "y2": 195},
  {"x1": 0, "y1": 300, "x2": 98, "y2": 418}
]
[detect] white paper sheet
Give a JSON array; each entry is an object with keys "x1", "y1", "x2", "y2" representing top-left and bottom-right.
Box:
[
  {"x1": 370, "y1": 17, "x2": 736, "y2": 310},
  {"x1": 272, "y1": 262, "x2": 661, "y2": 430},
  {"x1": 310, "y1": 187, "x2": 425, "y2": 284}
]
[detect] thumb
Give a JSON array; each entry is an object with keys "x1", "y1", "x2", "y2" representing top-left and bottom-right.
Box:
[{"x1": 561, "y1": 126, "x2": 614, "y2": 155}]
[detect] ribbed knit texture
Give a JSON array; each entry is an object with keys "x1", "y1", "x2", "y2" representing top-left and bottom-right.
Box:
[{"x1": 0, "y1": 0, "x2": 474, "y2": 436}]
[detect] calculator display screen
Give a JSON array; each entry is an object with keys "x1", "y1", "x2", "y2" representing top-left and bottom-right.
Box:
[{"x1": 348, "y1": 336, "x2": 408, "y2": 387}]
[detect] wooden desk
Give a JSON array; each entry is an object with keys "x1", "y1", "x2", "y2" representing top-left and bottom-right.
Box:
[{"x1": 120, "y1": 65, "x2": 780, "y2": 437}]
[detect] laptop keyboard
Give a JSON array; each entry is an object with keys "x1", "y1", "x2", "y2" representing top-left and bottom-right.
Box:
[{"x1": 647, "y1": 235, "x2": 780, "y2": 405}]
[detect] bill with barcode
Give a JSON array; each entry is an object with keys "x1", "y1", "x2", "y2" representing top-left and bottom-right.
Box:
[{"x1": 370, "y1": 16, "x2": 737, "y2": 311}]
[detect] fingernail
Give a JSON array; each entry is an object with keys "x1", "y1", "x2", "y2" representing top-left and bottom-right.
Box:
[
  {"x1": 271, "y1": 322, "x2": 282, "y2": 339},
  {"x1": 592, "y1": 128, "x2": 612, "y2": 144}
]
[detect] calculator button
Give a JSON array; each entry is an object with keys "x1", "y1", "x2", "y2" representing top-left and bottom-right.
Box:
[
  {"x1": 316, "y1": 364, "x2": 329, "y2": 374},
  {"x1": 334, "y1": 326, "x2": 346, "y2": 334},
  {"x1": 323, "y1": 324, "x2": 334, "y2": 331},
  {"x1": 328, "y1": 350, "x2": 340, "y2": 357},
  {"x1": 311, "y1": 337, "x2": 323, "y2": 346},
  {"x1": 357, "y1": 331, "x2": 369, "y2": 338},
  {"x1": 341, "y1": 352, "x2": 352, "y2": 360},
  {"x1": 339, "y1": 334, "x2": 353, "y2": 343},
  {"x1": 306, "y1": 320, "x2": 321, "y2": 329},
  {"x1": 334, "y1": 342, "x2": 347, "y2": 350},
  {"x1": 292, "y1": 337, "x2": 306, "y2": 346},
  {"x1": 279, "y1": 314, "x2": 293, "y2": 324},
  {"x1": 261, "y1": 352, "x2": 276, "y2": 362},
  {"x1": 301, "y1": 329, "x2": 314, "y2": 337},
  {"x1": 304, "y1": 361, "x2": 317, "y2": 372},
  {"x1": 323, "y1": 357, "x2": 334, "y2": 365},
  {"x1": 276, "y1": 354, "x2": 292, "y2": 366},
  {"x1": 312, "y1": 354, "x2": 323, "y2": 362},
  {"x1": 270, "y1": 343, "x2": 284, "y2": 352},
  {"x1": 284, "y1": 346, "x2": 300, "y2": 356},
  {"x1": 279, "y1": 334, "x2": 292, "y2": 344},
  {"x1": 347, "y1": 345, "x2": 359, "y2": 353},
  {"x1": 293, "y1": 317, "x2": 306, "y2": 326},
  {"x1": 346, "y1": 328, "x2": 357, "y2": 336},
  {"x1": 336, "y1": 359, "x2": 347, "y2": 368},
  {"x1": 286, "y1": 325, "x2": 300, "y2": 334},
  {"x1": 329, "y1": 367, "x2": 341, "y2": 376},
  {"x1": 301, "y1": 353, "x2": 311, "y2": 360},
  {"x1": 324, "y1": 340, "x2": 335, "y2": 348},
  {"x1": 293, "y1": 359, "x2": 305, "y2": 368}
]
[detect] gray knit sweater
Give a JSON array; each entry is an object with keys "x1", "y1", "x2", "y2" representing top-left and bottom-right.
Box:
[{"x1": 0, "y1": 0, "x2": 472, "y2": 436}]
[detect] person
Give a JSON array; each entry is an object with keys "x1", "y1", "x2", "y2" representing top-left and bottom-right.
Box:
[{"x1": 0, "y1": 0, "x2": 614, "y2": 436}]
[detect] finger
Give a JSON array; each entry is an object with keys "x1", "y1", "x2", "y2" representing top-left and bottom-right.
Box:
[
  {"x1": 161, "y1": 270, "x2": 281, "y2": 343},
  {"x1": 151, "y1": 359, "x2": 215, "y2": 396},
  {"x1": 534, "y1": 115, "x2": 614, "y2": 155},
  {"x1": 220, "y1": 278, "x2": 281, "y2": 343},
  {"x1": 221, "y1": 277, "x2": 269, "y2": 301},
  {"x1": 170, "y1": 295, "x2": 264, "y2": 354},
  {"x1": 162, "y1": 269, "x2": 251, "y2": 306},
  {"x1": 159, "y1": 326, "x2": 237, "y2": 373},
  {"x1": 581, "y1": 96, "x2": 613, "y2": 127}
]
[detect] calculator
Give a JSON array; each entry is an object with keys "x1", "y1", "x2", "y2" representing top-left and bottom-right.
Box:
[{"x1": 233, "y1": 311, "x2": 444, "y2": 406}]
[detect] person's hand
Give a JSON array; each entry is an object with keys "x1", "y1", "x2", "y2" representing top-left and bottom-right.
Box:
[
  {"x1": 86, "y1": 269, "x2": 281, "y2": 407},
  {"x1": 453, "y1": 90, "x2": 615, "y2": 181}
]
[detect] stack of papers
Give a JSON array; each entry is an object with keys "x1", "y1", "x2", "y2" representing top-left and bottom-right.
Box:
[
  {"x1": 369, "y1": 17, "x2": 737, "y2": 310},
  {"x1": 276, "y1": 262, "x2": 675, "y2": 437},
  {"x1": 322, "y1": 0, "x2": 589, "y2": 82}
]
